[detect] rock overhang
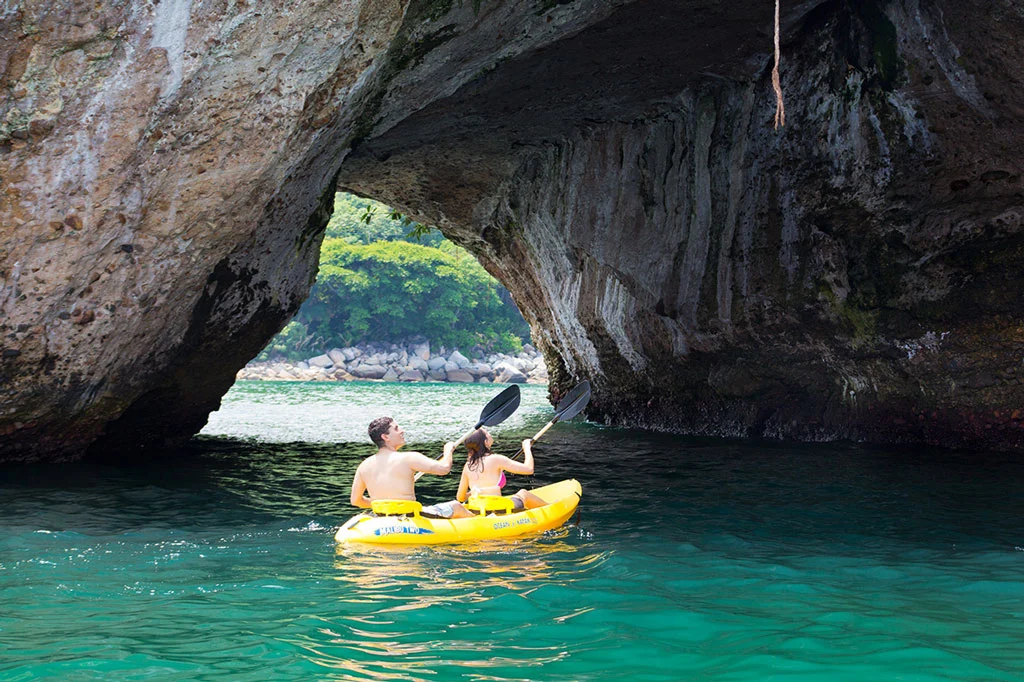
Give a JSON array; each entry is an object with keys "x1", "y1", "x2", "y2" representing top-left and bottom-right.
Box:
[{"x1": 2, "y1": 0, "x2": 1023, "y2": 461}]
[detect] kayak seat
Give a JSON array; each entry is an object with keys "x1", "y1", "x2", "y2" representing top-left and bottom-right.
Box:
[
  {"x1": 466, "y1": 495, "x2": 514, "y2": 515},
  {"x1": 371, "y1": 499, "x2": 422, "y2": 517}
]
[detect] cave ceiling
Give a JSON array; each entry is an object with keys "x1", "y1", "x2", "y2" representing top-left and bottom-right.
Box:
[{"x1": 1, "y1": 0, "x2": 1022, "y2": 461}]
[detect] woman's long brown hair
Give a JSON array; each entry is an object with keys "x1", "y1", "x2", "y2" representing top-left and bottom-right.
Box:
[{"x1": 464, "y1": 428, "x2": 492, "y2": 472}]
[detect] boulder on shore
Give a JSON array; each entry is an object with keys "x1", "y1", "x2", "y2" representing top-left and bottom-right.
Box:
[
  {"x1": 468, "y1": 362, "x2": 496, "y2": 380},
  {"x1": 494, "y1": 362, "x2": 528, "y2": 384},
  {"x1": 447, "y1": 369, "x2": 475, "y2": 383},
  {"x1": 238, "y1": 340, "x2": 549, "y2": 388},
  {"x1": 449, "y1": 350, "x2": 471, "y2": 369},
  {"x1": 350, "y1": 363, "x2": 388, "y2": 379},
  {"x1": 410, "y1": 340, "x2": 430, "y2": 361}
]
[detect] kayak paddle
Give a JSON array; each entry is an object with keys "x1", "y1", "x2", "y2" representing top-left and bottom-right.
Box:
[
  {"x1": 511, "y1": 380, "x2": 591, "y2": 460},
  {"x1": 414, "y1": 383, "x2": 521, "y2": 481}
]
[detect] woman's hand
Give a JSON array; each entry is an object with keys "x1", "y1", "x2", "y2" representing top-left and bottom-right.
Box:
[
  {"x1": 444, "y1": 441, "x2": 456, "y2": 454},
  {"x1": 521, "y1": 438, "x2": 532, "y2": 449}
]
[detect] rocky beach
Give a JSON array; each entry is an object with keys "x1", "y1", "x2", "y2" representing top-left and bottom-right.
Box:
[{"x1": 237, "y1": 340, "x2": 548, "y2": 384}]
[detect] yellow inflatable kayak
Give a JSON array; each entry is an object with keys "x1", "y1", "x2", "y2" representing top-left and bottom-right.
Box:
[{"x1": 334, "y1": 479, "x2": 582, "y2": 545}]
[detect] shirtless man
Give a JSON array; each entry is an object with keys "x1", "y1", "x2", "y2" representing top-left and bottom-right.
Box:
[{"x1": 350, "y1": 416, "x2": 472, "y2": 519}]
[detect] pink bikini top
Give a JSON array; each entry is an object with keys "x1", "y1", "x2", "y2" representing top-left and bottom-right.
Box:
[{"x1": 498, "y1": 471, "x2": 506, "y2": 489}]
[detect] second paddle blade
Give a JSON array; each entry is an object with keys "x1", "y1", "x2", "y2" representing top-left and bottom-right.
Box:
[{"x1": 555, "y1": 380, "x2": 591, "y2": 422}]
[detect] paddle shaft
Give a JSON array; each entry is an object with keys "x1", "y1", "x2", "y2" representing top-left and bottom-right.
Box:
[
  {"x1": 510, "y1": 381, "x2": 591, "y2": 460},
  {"x1": 410, "y1": 383, "x2": 521, "y2": 482},
  {"x1": 509, "y1": 418, "x2": 558, "y2": 461},
  {"x1": 530, "y1": 418, "x2": 557, "y2": 443},
  {"x1": 412, "y1": 423, "x2": 479, "y2": 482}
]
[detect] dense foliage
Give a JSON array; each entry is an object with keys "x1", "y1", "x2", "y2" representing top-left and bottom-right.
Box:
[
  {"x1": 324, "y1": 193, "x2": 444, "y2": 247},
  {"x1": 257, "y1": 194, "x2": 530, "y2": 360}
]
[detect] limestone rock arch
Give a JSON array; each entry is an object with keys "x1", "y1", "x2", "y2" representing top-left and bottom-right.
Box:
[{"x1": 2, "y1": 0, "x2": 1022, "y2": 461}]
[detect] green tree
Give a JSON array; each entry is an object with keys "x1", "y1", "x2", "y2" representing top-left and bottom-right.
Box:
[
  {"x1": 255, "y1": 320, "x2": 319, "y2": 361},
  {"x1": 296, "y1": 238, "x2": 528, "y2": 352},
  {"x1": 257, "y1": 193, "x2": 530, "y2": 360},
  {"x1": 325, "y1": 193, "x2": 444, "y2": 246}
]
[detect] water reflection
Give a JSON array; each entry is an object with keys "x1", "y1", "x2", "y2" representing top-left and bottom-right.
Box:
[
  {"x1": 294, "y1": 536, "x2": 612, "y2": 681},
  {"x1": 6, "y1": 381, "x2": 1024, "y2": 681},
  {"x1": 333, "y1": 532, "x2": 606, "y2": 602}
]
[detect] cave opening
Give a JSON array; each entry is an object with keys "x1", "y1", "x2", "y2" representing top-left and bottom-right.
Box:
[
  {"x1": 243, "y1": 191, "x2": 540, "y2": 385},
  {"x1": 6, "y1": 0, "x2": 1024, "y2": 463}
]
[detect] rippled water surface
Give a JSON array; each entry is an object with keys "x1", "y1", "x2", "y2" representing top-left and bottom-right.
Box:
[{"x1": 3, "y1": 381, "x2": 1024, "y2": 681}]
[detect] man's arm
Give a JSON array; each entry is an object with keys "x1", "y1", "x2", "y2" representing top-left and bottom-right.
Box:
[
  {"x1": 408, "y1": 441, "x2": 455, "y2": 476},
  {"x1": 350, "y1": 466, "x2": 372, "y2": 508}
]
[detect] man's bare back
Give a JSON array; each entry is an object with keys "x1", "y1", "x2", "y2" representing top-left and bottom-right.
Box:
[
  {"x1": 350, "y1": 418, "x2": 454, "y2": 508},
  {"x1": 351, "y1": 450, "x2": 437, "y2": 502}
]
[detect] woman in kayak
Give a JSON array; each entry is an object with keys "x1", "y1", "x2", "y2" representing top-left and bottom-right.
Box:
[{"x1": 456, "y1": 428, "x2": 548, "y2": 511}]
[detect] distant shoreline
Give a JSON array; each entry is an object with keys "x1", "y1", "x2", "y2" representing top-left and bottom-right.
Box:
[{"x1": 237, "y1": 340, "x2": 548, "y2": 385}]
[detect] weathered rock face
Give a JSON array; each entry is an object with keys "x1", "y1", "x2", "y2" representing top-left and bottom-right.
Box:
[
  {"x1": 340, "y1": 0, "x2": 1024, "y2": 451},
  {"x1": 1, "y1": 0, "x2": 410, "y2": 460},
  {"x1": 2, "y1": 0, "x2": 1022, "y2": 461}
]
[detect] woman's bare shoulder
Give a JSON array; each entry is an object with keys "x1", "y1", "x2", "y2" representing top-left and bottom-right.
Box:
[{"x1": 490, "y1": 454, "x2": 518, "y2": 469}]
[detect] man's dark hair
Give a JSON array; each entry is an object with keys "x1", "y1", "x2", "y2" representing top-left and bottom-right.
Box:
[{"x1": 368, "y1": 416, "x2": 395, "y2": 448}]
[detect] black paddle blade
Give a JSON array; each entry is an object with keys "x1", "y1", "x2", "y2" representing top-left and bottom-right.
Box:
[
  {"x1": 476, "y1": 384, "x2": 521, "y2": 428},
  {"x1": 554, "y1": 380, "x2": 591, "y2": 422}
]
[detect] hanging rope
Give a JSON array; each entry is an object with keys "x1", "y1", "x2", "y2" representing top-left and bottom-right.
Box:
[{"x1": 772, "y1": 0, "x2": 786, "y2": 128}]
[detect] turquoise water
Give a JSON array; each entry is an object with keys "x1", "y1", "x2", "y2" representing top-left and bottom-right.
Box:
[{"x1": 2, "y1": 381, "x2": 1023, "y2": 680}]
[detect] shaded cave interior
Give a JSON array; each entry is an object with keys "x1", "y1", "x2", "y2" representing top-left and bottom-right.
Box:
[
  {"x1": 77, "y1": 0, "x2": 1024, "y2": 459},
  {"x1": 83, "y1": 0, "x2": 798, "y2": 458}
]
